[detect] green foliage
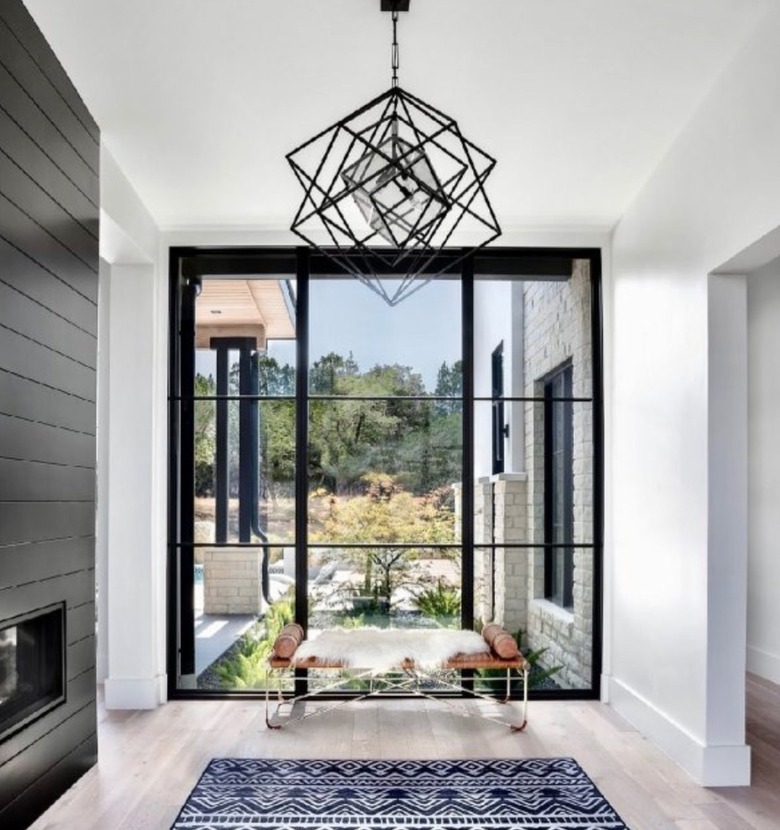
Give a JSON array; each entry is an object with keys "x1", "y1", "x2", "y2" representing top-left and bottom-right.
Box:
[
  {"x1": 314, "y1": 473, "x2": 456, "y2": 608},
  {"x1": 412, "y1": 579, "x2": 461, "y2": 625},
  {"x1": 476, "y1": 627, "x2": 563, "y2": 691},
  {"x1": 307, "y1": 355, "x2": 460, "y2": 496},
  {"x1": 212, "y1": 597, "x2": 294, "y2": 689},
  {"x1": 194, "y1": 374, "x2": 217, "y2": 496},
  {"x1": 257, "y1": 354, "x2": 295, "y2": 396},
  {"x1": 434, "y1": 360, "x2": 463, "y2": 415},
  {"x1": 515, "y1": 627, "x2": 564, "y2": 688},
  {"x1": 195, "y1": 354, "x2": 465, "y2": 503}
]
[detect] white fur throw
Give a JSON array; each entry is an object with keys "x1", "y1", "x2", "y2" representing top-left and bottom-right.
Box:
[{"x1": 293, "y1": 628, "x2": 489, "y2": 671}]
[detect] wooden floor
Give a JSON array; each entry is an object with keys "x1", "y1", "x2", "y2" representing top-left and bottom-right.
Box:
[{"x1": 28, "y1": 673, "x2": 780, "y2": 830}]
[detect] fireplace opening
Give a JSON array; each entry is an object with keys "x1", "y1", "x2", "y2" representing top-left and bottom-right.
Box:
[{"x1": 0, "y1": 603, "x2": 66, "y2": 742}]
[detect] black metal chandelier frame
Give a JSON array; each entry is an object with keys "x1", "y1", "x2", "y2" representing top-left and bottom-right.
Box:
[{"x1": 287, "y1": 0, "x2": 501, "y2": 305}]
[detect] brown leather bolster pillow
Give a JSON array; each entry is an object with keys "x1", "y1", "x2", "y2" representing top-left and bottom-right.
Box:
[
  {"x1": 482, "y1": 623, "x2": 520, "y2": 659},
  {"x1": 272, "y1": 623, "x2": 304, "y2": 658}
]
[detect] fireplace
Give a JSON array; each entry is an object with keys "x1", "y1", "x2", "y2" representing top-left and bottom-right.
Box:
[{"x1": 0, "y1": 603, "x2": 66, "y2": 743}]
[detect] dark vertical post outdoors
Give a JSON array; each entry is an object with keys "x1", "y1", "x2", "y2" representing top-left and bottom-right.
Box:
[
  {"x1": 179, "y1": 277, "x2": 198, "y2": 676},
  {"x1": 238, "y1": 345, "x2": 253, "y2": 542},
  {"x1": 295, "y1": 249, "x2": 310, "y2": 697},
  {"x1": 215, "y1": 347, "x2": 229, "y2": 543}
]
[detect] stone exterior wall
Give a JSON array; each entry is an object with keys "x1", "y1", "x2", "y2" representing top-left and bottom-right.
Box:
[
  {"x1": 474, "y1": 475, "x2": 529, "y2": 627},
  {"x1": 203, "y1": 548, "x2": 264, "y2": 615},
  {"x1": 522, "y1": 259, "x2": 593, "y2": 688},
  {"x1": 471, "y1": 260, "x2": 594, "y2": 689}
]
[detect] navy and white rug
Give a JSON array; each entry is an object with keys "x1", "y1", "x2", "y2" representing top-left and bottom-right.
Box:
[{"x1": 171, "y1": 757, "x2": 630, "y2": 829}]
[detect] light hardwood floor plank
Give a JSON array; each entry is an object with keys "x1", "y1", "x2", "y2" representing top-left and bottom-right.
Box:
[{"x1": 26, "y1": 674, "x2": 780, "y2": 830}]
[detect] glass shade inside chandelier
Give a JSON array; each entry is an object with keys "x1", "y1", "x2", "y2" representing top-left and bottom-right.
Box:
[{"x1": 341, "y1": 132, "x2": 450, "y2": 247}]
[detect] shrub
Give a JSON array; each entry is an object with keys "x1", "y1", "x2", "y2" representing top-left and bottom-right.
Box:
[
  {"x1": 412, "y1": 579, "x2": 461, "y2": 625},
  {"x1": 212, "y1": 595, "x2": 294, "y2": 689}
]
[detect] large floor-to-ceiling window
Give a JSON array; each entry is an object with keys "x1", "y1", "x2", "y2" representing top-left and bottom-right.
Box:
[{"x1": 169, "y1": 247, "x2": 602, "y2": 698}]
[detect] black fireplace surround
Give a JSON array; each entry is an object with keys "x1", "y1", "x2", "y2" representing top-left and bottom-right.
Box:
[
  {"x1": 0, "y1": 604, "x2": 66, "y2": 743},
  {"x1": 0, "y1": 1, "x2": 100, "y2": 826}
]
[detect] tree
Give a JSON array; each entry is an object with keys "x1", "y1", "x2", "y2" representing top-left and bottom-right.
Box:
[
  {"x1": 308, "y1": 357, "x2": 438, "y2": 494},
  {"x1": 257, "y1": 354, "x2": 295, "y2": 396},
  {"x1": 315, "y1": 473, "x2": 456, "y2": 609},
  {"x1": 434, "y1": 360, "x2": 463, "y2": 415},
  {"x1": 309, "y1": 351, "x2": 359, "y2": 394},
  {"x1": 194, "y1": 373, "x2": 216, "y2": 496}
]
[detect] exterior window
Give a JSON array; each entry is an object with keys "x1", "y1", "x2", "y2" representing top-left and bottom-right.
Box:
[
  {"x1": 491, "y1": 342, "x2": 505, "y2": 475},
  {"x1": 170, "y1": 248, "x2": 602, "y2": 697},
  {"x1": 544, "y1": 363, "x2": 573, "y2": 609}
]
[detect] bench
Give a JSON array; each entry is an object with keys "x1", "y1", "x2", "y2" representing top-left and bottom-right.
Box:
[{"x1": 264, "y1": 625, "x2": 529, "y2": 732}]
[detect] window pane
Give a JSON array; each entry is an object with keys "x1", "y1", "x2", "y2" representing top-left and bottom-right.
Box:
[
  {"x1": 194, "y1": 399, "x2": 296, "y2": 545},
  {"x1": 474, "y1": 263, "x2": 592, "y2": 400},
  {"x1": 308, "y1": 546, "x2": 461, "y2": 631},
  {"x1": 309, "y1": 400, "x2": 461, "y2": 544},
  {"x1": 474, "y1": 546, "x2": 593, "y2": 691},
  {"x1": 308, "y1": 277, "x2": 461, "y2": 396},
  {"x1": 472, "y1": 400, "x2": 592, "y2": 547},
  {"x1": 195, "y1": 276, "x2": 297, "y2": 397},
  {"x1": 193, "y1": 545, "x2": 295, "y2": 692}
]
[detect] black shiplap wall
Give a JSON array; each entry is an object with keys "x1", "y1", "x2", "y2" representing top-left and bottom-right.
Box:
[{"x1": 0, "y1": 2, "x2": 99, "y2": 827}]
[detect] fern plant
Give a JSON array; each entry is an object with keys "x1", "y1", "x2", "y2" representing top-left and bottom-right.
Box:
[
  {"x1": 412, "y1": 579, "x2": 460, "y2": 626},
  {"x1": 477, "y1": 627, "x2": 563, "y2": 691},
  {"x1": 212, "y1": 594, "x2": 295, "y2": 689}
]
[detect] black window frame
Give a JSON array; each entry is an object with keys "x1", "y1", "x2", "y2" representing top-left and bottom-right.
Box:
[
  {"x1": 491, "y1": 341, "x2": 505, "y2": 475},
  {"x1": 543, "y1": 362, "x2": 574, "y2": 610},
  {"x1": 167, "y1": 246, "x2": 604, "y2": 702}
]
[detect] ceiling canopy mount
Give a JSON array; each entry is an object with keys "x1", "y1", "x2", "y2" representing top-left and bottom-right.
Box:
[{"x1": 287, "y1": 0, "x2": 500, "y2": 305}]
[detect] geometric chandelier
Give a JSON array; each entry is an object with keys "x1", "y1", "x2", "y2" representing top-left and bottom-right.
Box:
[{"x1": 287, "y1": 0, "x2": 501, "y2": 305}]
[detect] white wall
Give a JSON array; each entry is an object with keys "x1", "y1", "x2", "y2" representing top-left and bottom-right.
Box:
[
  {"x1": 609, "y1": 4, "x2": 780, "y2": 785},
  {"x1": 99, "y1": 145, "x2": 166, "y2": 708},
  {"x1": 747, "y1": 259, "x2": 780, "y2": 684},
  {"x1": 473, "y1": 280, "x2": 512, "y2": 478},
  {"x1": 110, "y1": 217, "x2": 606, "y2": 704}
]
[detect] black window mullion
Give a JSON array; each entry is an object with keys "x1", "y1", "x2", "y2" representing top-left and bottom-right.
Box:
[
  {"x1": 590, "y1": 254, "x2": 605, "y2": 696},
  {"x1": 178, "y1": 277, "x2": 198, "y2": 677},
  {"x1": 295, "y1": 248, "x2": 310, "y2": 698},
  {"x1": 461, "y1": 254, "x2": 474, "y2": 632},
  {"x1": 295, "y1": 249, "x2": 310, "y2": 634},
  {"x1": 167, "y1": 245, "x2": 604, "y2": 701},
  {"x1": 563, "y1": 367, "x2": 574, "y2": 609}
]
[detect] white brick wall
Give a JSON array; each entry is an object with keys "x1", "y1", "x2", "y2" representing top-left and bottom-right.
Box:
[
  {"x1": 522, "y1": 260, "x2": 593, "y2": 688},
  {"x1": 203, "y1": 548, "x2": 263, "y2": 615},
  {"x1": 470, "y1": 261, "x2": 595, "y2": 688}
]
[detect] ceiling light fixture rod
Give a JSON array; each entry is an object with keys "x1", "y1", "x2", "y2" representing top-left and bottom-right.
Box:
[
  {"x1": 380, "y1": 0, "x2": 410, "y2": 12},
  {"x1": 391, "y1": 10, "x2": 399, "y2": 88}
]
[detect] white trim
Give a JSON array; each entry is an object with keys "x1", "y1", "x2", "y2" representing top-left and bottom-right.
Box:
[
  {"x1": 609, "y1": 677, "x2": 751, "y2": 786},
  {"x1": 531, "y1": 597, "x2": 574, "y2": 626},
  {"x1": 104, "y1": 676, "x2": 165, "y2": 710},
  {"x1": 491, "y1": 472, "x2": 529, "y2": 483},
  {"x1": 747, "y1": 645, "x2": 780, "y2": 685}
]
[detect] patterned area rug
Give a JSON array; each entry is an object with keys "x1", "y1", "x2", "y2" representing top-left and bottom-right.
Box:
[{"x1": 171, "y1": 757, "x2": 630, "y2": 829}]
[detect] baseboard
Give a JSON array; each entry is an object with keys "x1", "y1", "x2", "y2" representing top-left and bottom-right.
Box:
[
  {"x1": 608, "y1": 677, "x2": 751, "y2": 786},
  {"x1": 104, "y1": 674, "x2": 165, "y2": 709},
  {"x1": 747, "y1": 644, "x2": 780, "y2": 684}
]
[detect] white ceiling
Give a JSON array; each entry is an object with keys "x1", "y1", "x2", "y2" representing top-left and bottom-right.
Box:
[{"x1": 24, "y1": 0, "x2": 771, "y2": 231}]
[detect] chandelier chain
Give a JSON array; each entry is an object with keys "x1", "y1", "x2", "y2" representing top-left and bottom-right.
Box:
[{"x1": 391, "y1": 9, "x2": 399, "y2": 88}]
